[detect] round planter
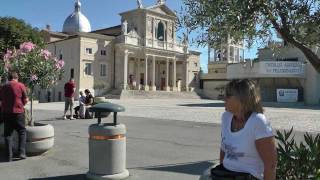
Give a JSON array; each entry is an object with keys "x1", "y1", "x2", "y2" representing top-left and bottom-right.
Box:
[
  {"x1": 26, "y1": 123, "x2": 54, "y2": 155},
  {"x1": 94, "y1": 97, "x2": 108, "y2": 104}
]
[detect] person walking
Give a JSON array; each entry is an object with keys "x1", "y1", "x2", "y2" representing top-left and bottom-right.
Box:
[
  {"x1": 0, "y1": 71, "x2": 28, "y2": 162},
  {"x1": 63, "y1": 78, "x2": 76, "y2": 120}
]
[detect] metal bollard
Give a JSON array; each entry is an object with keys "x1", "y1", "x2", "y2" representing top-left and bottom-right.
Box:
[{"x1": 86, "y1": 103, "x2": 129, "y2": 180}]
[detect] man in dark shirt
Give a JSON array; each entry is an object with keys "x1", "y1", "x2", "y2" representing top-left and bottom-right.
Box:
[
  {"x1": 84, "y1": 89, "x2": 94, "y2": 119},
  {"x1": 0, "y1": 71, "x2": 28, "y2": 161},
  {"x1": 63, "y1": 78, "x2": 76, "y2": 120}
]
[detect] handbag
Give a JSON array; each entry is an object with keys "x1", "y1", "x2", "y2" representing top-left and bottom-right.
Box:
[{"x1": 210, "y1": 164, "x2": 258, "y2": 180}]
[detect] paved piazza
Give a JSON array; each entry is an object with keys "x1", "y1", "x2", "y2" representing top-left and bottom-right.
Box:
[{"x1": 34, "y1": 99, "x2": 320, "y2": 133}]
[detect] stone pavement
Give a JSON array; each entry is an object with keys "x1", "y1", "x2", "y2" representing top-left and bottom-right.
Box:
[
  {"x1": 0, "y1": 99, "x2": 317, "y2": 180},
  {"x1": 32, "y1": 99, "x2": 320, "y2": 133},
  {"x1": 0, "y1": 110, "x2": 221, "y2": 180}
]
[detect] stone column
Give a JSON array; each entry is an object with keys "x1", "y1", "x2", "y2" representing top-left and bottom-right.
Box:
[
  {"x1": 135, "y1": 58, "x2": 141, "y2": 90},
  {"x1": 185, "y1": 61, "x2": 189, "y2": 92},
  {"x1": 144, "y1": 55, "x2": 149, "y2": 91},
  {"x1": 151, "y1": 56, "x2": 156, "y2": 91},
  {"x1": 172, "y1": 58, "x2": 177, "y2": 91},
  {"x1": 165, "y1": 58, "x2": 170, "y2": 91},
  {"x1": 123, "y1": 49, "x2": 128, "y2": 90}
]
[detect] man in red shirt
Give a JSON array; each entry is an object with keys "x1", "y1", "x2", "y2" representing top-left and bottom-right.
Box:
[
  {"x1": 0, "y1": 71, "x2": 28, "y2": 162},
  {"x1": 63, "y1": 78, "x2": 76, "y2": 120}
]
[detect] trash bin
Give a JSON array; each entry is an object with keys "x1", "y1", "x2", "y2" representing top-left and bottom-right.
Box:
[{"x1": 86, "y1": 102, "x2": 129, "y2": 180}]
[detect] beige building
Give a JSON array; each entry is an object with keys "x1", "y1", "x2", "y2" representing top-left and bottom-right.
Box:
[
  {"x1": 201, "y1": 41, "x2": 320, "y2": 105},
  {"x1": 38, "y1": 0, "x2": 200, "y2": 102}
]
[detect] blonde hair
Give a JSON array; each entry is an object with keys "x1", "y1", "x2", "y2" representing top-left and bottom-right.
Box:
[{"x1": 225, "y1": 79, "x2": 263, "y2": 114}]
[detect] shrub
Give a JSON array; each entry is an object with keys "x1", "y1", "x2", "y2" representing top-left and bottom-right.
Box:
[{"x1": 276, "y1": 128, "x2": 320, "y2": 179}]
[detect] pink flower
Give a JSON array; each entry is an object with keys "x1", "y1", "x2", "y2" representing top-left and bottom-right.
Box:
[
  {"x1": 3, "y1": 50, "x2": 13, "y2": 61},
  {"x1": 40, "y1": 49, "x2": 52, "y2": 60},
  {"x1": 55, "y1": 60, "x2": 65, "y2": 69},
  {"x1": 30, "y1": 74, "x2": 38, "y2": 81},
  {"x1": 4, "y1": 62, "x2": 11, "y2": 72},
  {"x1": 20, "y1": 42, "x2": 36, "y2": 53}
]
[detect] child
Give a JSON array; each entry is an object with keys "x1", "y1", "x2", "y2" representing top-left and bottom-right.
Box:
[{"x1": 78, "y1": 91, "x2": 86, "y2": 119}]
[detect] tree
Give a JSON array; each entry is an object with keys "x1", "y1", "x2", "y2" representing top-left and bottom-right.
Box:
[
  {"x1": 2, "y1": 42, "x2": 64, "y2": 126},
  {"x1": 0, "y1": 17, "x2": 43, "y2": 56},
  {"x1": 180, "y1": 0, "x2": 320, "y2": 72}
]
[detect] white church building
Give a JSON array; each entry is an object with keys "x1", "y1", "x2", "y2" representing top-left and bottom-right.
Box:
[{"x1": 39, "y1": 0, "x2": 201, "y2": 102}]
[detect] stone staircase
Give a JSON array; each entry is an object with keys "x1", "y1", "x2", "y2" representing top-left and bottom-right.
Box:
[
  {"x1": 104, "y1": 89, "x2": 207, "y2": 99},
  {"x1": 104, "y1": 89, "x2": 122, "y2": 99}
]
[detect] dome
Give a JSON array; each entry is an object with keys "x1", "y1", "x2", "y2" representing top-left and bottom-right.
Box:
[{"x1": 62, "y1": 0, "x2": 91, "y2": 34}]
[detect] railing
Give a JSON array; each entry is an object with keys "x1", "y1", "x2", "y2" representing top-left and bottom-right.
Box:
[{"x1": 116, "y1": 35, "x2": 187, "y2": 53}]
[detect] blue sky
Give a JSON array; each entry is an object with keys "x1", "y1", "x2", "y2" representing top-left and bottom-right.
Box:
[{"x1": 0, "y1": 0, "x2": 258, "y2": 72}]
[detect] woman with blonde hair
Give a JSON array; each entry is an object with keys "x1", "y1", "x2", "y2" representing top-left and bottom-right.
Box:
[{"x1": 211, "y1": 79, "x2": 277, "y2": 180}]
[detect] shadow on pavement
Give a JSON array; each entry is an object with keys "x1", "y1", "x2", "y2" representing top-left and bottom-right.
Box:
[
  {"x1": 178, "y1": 103, "x2": 225, "y2": 108},
  {"x1": 134, "y1": 160, "x2": 215, "y2": 175},
  {"x1": 262, "y1": 102, "x2": 320, "y2": 110},
  {"x1": 29, "y1": 174, "x2": 86, "y2": 180}
]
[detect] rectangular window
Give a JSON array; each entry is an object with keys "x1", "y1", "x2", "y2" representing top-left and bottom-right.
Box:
[
  {"x1": 101, "y1": 50, "x2": 106, "y2": 56},
  {"x1": 85, "y1": 63, "x2": 92, "y2": 75},
  {"x1": 70, "y1": 68, "x2": 74, "y2": 79},
  {"x1": 59, "y1": 50, "x2": 63, "y2": 59},
  {"x1": 58, "y1": 92, "x2": 62, "y2": 101},
  {"x1": 100, "y1": 64, "x2": 107, "y2": 76},
  {"x1": 86, "y1": 48, "x2": 93, "y2": 54}
]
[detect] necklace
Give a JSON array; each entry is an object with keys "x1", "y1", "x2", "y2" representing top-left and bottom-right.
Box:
[{"x1": 231, "y1": 116, "x2": 245, "y2": 132}]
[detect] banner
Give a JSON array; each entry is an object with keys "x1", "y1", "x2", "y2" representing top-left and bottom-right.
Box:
[
  {"x1": 276, "y1": 89, "x2": 298, "y2": 102},
  {"x1": 260, "y1": 61, "x2": 303, "y2": 75}
]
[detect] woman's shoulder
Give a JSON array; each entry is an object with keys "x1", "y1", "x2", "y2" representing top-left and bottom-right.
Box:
[
  {"x1": 250, "y1": 112, "x2": 270, "y2": 126},
  {"x1": 221, "y1": 111, "x2": 232, "y2": 125},
  {"x1": 222, "y1": 111, "x2": 232, "y2": 119}
]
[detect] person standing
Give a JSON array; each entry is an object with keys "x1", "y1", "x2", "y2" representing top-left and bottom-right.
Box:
[
  {"x1": 0, "y1": 71, "x2": 28, "y2": 162},
  {"x1": 63, "y1": 78, "x2": 76, "y2": 120}
]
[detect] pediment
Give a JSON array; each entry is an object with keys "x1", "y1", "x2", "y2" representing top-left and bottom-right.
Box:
[{"x1": 147, "y1": 4, "x2": 176, "y2": 17}]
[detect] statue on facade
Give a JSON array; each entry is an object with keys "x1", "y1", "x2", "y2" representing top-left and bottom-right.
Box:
[
  {"x1": 122, "y1": 20, "x2": 128, "y2": 35},
  {"x1": 157, "y1": 0, "x2": 165, "y2": 5},
  {"x1": 137, "y1": 0, "x2": 143, "y2": 8},
  {"x1": 182, "y1": 32, "x2": 189, "y2": 45}
]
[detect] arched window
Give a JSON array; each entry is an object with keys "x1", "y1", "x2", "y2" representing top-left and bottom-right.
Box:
[{"x1": 157, "y1": 22, "x2": 165, "y2": 41}]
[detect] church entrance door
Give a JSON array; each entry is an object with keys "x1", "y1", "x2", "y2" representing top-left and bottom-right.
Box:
[{"x1": 161, "y1": 78, "x2": 165, "y2": 90}]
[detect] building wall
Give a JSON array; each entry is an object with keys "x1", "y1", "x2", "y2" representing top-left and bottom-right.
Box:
[
  {"x1": 79, "y1": 37, "x2": 114, "y2": 96},
  {"x1": 202, "y1": 80, "x2": 228, "y2": 99},
  {"x1": 259, "y1": 47, "x2": 320, "y2": 104},
  {"x1": 187, "y1": 53, "x2": 201, "y2": 89},
  {"x1": 38, "y1": 37, "x2": 80, "y2": 102}
]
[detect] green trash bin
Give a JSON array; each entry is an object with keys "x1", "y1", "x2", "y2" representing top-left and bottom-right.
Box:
[{"x1": 86, "y1": 103, "x2": 129, "y2": 180}]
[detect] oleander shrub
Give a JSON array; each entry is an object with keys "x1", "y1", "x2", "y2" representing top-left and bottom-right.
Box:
[{"x1": 276, "y1": 128, "x2": 320, "y2": 179}]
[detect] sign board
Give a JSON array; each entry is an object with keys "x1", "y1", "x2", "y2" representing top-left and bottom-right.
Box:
[
  {"x1": 260, "y1": 61, "x2": 303, "y2": 75},
  {"x1": 276, "y1": 89, "x2": 298, "y2": 102}
]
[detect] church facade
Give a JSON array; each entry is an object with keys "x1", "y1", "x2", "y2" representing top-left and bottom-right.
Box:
[{"x1": 39, "y1": 0, "x2": 200, "y2": 102}]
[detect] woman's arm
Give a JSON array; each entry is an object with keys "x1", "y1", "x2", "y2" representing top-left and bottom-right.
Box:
[
  {"x1": 219, "y1": 149, "x2": 225, "y2": 164},
  {"x1": 255, "y1": 136, "x2": 277, "y2": 180}
]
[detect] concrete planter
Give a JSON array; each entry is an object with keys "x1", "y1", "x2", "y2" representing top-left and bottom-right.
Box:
[
  {"x1": 26, "y1": 123, "x2": 54, "y2": 155},
  {"x1": 1, "y1": 122, "x2": 54, "y2": 156},
  {"x1": 94, "y1": 97, "x2": 108, "y2": 103}
]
